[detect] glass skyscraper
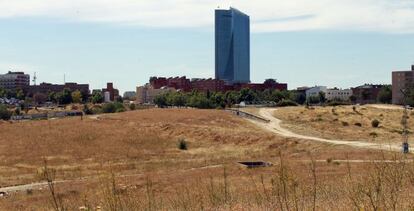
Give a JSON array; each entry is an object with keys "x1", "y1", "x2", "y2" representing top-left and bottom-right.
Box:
[{"x1": 215, "y1": 7, "x2": 250, "y2": 84}]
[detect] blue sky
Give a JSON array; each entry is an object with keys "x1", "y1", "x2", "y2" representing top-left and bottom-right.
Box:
[{"x1": 1, "y1": 0, "x2": 414, "y2": 93}]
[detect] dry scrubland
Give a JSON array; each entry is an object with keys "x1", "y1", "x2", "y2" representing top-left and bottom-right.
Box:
[
  {"x1": 0, "y1": 108, "x2": 413, "y2": 210},
  {"x1": 274, "y1": 105, "x2": 412, "y2": 145}
]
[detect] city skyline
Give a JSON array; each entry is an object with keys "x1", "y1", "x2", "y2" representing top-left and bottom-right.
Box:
[{"x1": 2, "y1": 1, "x2": 414, "y2": 93}]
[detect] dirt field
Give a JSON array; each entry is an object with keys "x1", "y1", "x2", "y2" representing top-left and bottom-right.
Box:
[
  {"x1": 0, "y1": 108, "x2": 412, "y2": 210},
  {"x1": 273, "y1": 105, "x2": 412, "y2": 145}
]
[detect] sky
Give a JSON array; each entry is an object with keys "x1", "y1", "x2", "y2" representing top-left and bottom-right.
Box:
[{"x1": 2, "y1": 0, "x2": 414, "y2": 93}]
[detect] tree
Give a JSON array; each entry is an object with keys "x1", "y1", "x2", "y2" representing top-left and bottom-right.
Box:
[
  {"x1": 0, "y1": 88, "x2": 5, "y2": 98},
  {"x1": 0, "y1": 104, "x2": 11, "y2": 120},
  {"x1": 48, "y1": 92, "x2": 57, "y2": 103},
  {"x1": 33, "y1": 93, "x2": 47, "y2": 105},
  {"x1": 71, "y1": 90, "x2": 83, "y2": 103},
  {"x1": 91, "y1": 91, "x2": 103, "y2": 104},
  {"x1": 16, "y1": 89, "x2": 25, "y2": 100},
  {"x1": 377, "y1": 85, "x2": 392, "y2": 104},
  {"x1": 154, "y1": 94, "x2": 167, "y2": 108},
  {"x1": 318, "y1": 91, "x2": 326, "y2": 104},
  {"x1": 56, "y1": 88, "x2": 72, "y2": 105}
]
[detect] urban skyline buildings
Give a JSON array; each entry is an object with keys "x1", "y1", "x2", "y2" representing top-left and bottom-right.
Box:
[{"x1": 215, "y1": 7, "x2": 250, "y2": 85}]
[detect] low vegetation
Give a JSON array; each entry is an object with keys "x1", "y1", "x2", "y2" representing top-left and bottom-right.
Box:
[
  {"x1": 274, "y1": 105, "x2": 410, "y2": 144},
  {"x1": 0, "y1": 104, "x2": 11, "y2": 120}
]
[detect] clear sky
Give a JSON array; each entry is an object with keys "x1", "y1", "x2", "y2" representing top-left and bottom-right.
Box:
[{"x1": 1, "y1": 0, "x2": 414, "y2": 93}]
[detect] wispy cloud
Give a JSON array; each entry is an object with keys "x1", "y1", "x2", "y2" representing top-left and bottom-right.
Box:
[{"x1": 1, "y1": 0, "x2": 414, "y2": 33}]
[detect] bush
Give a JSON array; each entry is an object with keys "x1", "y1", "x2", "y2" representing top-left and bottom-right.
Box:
[
  {"x1": 177, "y1": 139, "x2": 188, "y2": 150},
  {"x1": 341, "y1": 121, "x2": 349, "y2": 126},
  {"x1": 354, "y1": 122, "x2": 362, "y2": 127},
  {"x1": 0, "y1": 104, "x2": 11, "y2": 120},
  {"x1": 116, "y1": 107, "x2": 126, "y2": 113},
  {"x1": 102, "y1": 103, "x2": 116, "y2": 113},
  {"x1": 276, "y1": 99, "x2": 298, "y2": 107},
  {"x1": 371, "y1": 119, "x2": 380, "y2": 128},
  {"x1": 102, "y1": 102, "x2": 125, "y2": 113},
  {"x1": 129, "y1": 103, "x2": 136, "y2": 110},
  {"x1": 83, "y1": 105, "x2": 93, "y2": 115}
]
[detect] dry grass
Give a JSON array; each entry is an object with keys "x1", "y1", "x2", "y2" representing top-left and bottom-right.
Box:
[
  {"x1": 0, "y1": 108, "x2": 410, "y2": 210},
  {"x1": 273, "y1": 105, "x2": 412, "y2": 145}
]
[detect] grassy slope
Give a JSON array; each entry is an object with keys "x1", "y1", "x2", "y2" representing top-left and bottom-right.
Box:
[
  {"x1": 274, "y1": 105, "x2": 412, "y2": 144},
  {"x1": 0, "y1": 108, "x2": 405, "y2": 210}
]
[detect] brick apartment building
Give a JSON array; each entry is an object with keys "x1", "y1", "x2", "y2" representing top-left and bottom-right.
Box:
[
  {"x1": 191, "y1": 78, "x2": 225, "y2": 92},
  {"x1": 102, "y1": 82, "x2": 119, "y2": 102},
  {"x1": 137, "y1": 76, "x2": 288, "y2": 104},
  {"x1": 24, "y1": 82, "x2": 90, "y2": 97},
  {"x1": 351, "y1": 84, "x2": 385, "y2": 104},
  {"x1": 392, "y1": 65, "x2": 414, "y2": 105},
  {"x1": 0, "y1": 71, "x2": 30, "y2": 90}
]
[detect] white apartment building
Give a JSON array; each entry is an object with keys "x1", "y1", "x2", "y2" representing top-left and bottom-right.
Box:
[{"x1": 305, "y1": 86, "x2": 327, "y2": 99}]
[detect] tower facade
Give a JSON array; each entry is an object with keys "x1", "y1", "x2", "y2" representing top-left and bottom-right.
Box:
[{"x1": 215, "y1": 7, "x2": 250, "y2": 84}]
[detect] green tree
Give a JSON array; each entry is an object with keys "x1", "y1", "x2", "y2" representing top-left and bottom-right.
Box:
[
  {"x1": 91, "y1": 91, "x2": 103, "y2": 104},
  {"x1": 71, "y1": 90, "x2": 83, "y2": 103},
  {"x1": 377, "y1": 85, "x2": 392, "y2": 104},
  {"x1": 0, "y1": 88, "x2": 6, "y2": 98},
  {"x1": 154, "y1": 94, "x2": 168, "y2": 108},
  {"x1": 56, "y1": 88, "x2": 72, "y2": 104},
  {"x1": 318, "y1": 91, "x2": 326, "y2": 104},
  {"x1": 0, "y1": 104, "x2": 11, "y2": 120},
  {"x1": 16, "y1": 89, "x2": 25, "y2": 100},
  {"x1": 48, "y1": 91, "x2": 57, "y2": 103}
]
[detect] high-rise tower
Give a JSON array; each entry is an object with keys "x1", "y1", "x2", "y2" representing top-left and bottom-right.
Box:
[{"x1": 215, "y1": 7, "x2": 250, "y2": 84}]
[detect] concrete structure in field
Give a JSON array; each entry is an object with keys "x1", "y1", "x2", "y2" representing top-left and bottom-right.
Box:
[
  {"x1": 0, "y1": 71, "x2": 30, "y2": 90},
  {"x1": 305, "y1": 86, "x2": 327, "y2": 99},
  {"x1": 326, "y1": 88, "x2": 353, "y2": 101},
  {"x1": 392, "y1": 65, "x2": 414, "y2": 105},
  {"x1": 215, "y1": 7, "x2": 250, "y2": 84}
]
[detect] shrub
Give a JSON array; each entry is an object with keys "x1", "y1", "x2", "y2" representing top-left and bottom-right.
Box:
[
  {"x1": 116, "y1": 107, "x2": 126, "y2": 113},
  {"x1": 341, "y1": 121, "x2": 349, "y2": 126},
  {"x1": 83, "y1": 105, "x2": 93, "y2": 115},
  {"x1": 0, "y1": 104, "x2": 11, "y2": 120},
  {"x1": 276, "y1": 99, "x2": 298, "y2": 107},
  {"x1": 371, "y1": 119, "x2": 380, "y2": 128},
  {"x1": 102, "y1": 102, "x2": 125, "y2": 113},
  {"x1": 177, "y1": 139, "x2": 188, "y2": 150},
  {"x1": 129, "y1": 103, "x2": 136, "y2": 110},
  {"x1": 102, "y1": 103, "x2": 116, "y2": 113},
  {"x1": 354, "y1": 122, "x2": 362, "y2": 127}
]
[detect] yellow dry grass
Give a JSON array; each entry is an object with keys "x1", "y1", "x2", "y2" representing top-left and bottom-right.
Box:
[
  {"x1": 0, "y1": 108, "x2": 409, "y2": 210},
  {"x1": 274, "y1": 105, "x2": 412, "y2": 144}
]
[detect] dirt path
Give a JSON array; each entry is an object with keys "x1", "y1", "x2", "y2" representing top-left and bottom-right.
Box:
[
  {"x1": 249, "y1": 108, "x2": 405, "y2": 153},
  {"x1": 0, "y1": 164, "x2": 223, "y2": 193}
]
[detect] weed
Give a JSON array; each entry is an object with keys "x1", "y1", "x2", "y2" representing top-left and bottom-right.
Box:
[{"x1": 178, "y1": 139, "x2": 188, "y2": 150}]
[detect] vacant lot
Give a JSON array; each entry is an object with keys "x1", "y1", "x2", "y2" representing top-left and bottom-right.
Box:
[
  {"x1": 0, "y1": 108, "x2": 412, "y2": 210},
  {"x1": 273, "y1": 105, "x2": 412, "y2": 145}
]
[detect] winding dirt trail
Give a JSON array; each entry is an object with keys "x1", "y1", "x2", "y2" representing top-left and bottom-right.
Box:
[{"x1": 249, "y1": 108, "x2": 405, "y2": 153}]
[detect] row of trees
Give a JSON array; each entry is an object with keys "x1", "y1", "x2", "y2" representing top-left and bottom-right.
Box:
[
  {"x1": 153, "y1": 85, "x2": 395, "y2": 109},
  {"x1": 154, "y1": 89, "x2": 301, "y2": 109}
]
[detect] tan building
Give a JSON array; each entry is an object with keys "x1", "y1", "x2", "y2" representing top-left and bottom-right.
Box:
[
  {"x1": 392, "y1": 65, "x2": 414, "y2": 105},
  {"x1": 136, "y1": 84, "x2": 175, "y2": 104}
]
